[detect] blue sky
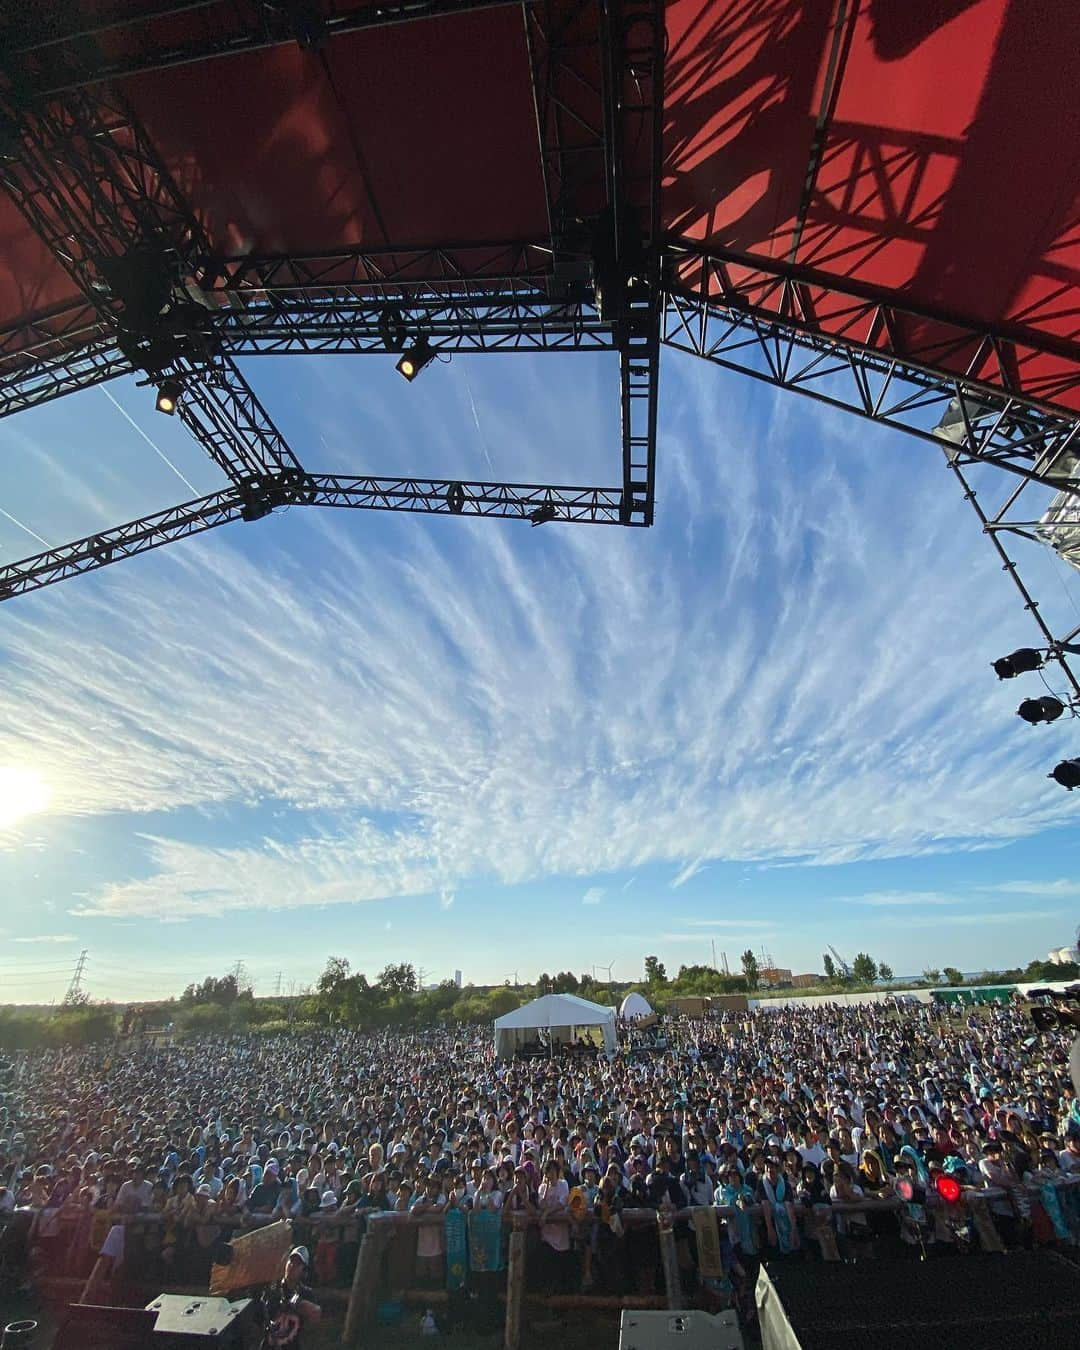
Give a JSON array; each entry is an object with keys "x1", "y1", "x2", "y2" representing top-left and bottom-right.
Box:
[{"x1": 0, "y1": 346, "x2": 1078, "y2": 1004}]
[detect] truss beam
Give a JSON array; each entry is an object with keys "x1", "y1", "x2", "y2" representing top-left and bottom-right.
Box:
[
  {"x1": 0, "y1": 469, "x2": 623, "y2": 603},
  {"x1": 0, "y1": 84, "x2": 304, "y2": 480},
  {"x1": 944, "y1": 455, "x2": 1080, "y2": 704},
  {"x1": 523, "y1": 0, "x2": 607, "y2": 276},
  {"x1": 602, "y1": 0, "x2": 663, "y2": 525},
  {"x1": 662, "y1": 248, "x2": 1080, "y2": 498},
  {"x1": 11, "y1": 1, "x2": 531, "y2": 98},
  {"x1": 664, "y1": 241, "x2": 1080, "y2": 414}
]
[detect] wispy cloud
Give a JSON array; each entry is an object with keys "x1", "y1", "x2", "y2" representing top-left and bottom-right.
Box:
[
  {"x1": 876, "y1": 909, "x2": 1065, "y2": 928},
  {"x1": 582, "y1": 887, "x2": 605, "y2": 905},
  {"x1": 12, "y1": 932, "x2": 77, "y2": 943},
  {"x1": 984, "y1": 879, "x2": 1080, "y2": 897},
  {"x1": 3, "y1": 358, "x2": 1078, "y2": 923},
  {"x1": 836, "y1": 892, "x2": 965, "y2": 907},
  {"x1": 683, "y1": 919, "x2": 776, "y2": 928},
  {"x1": 672, "y1": 859, "x2": 708, "y2": 888},
  {"x1": 439, "y1": 890, "x2": 455, "y2": 910},
  {"x1": 664, "y1": 932, "x2": 776, "y2": 945}
]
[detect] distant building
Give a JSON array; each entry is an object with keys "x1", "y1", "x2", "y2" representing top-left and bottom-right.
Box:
[
  {"x1": 758, "y1": 967, "x2": 793, "y2": 989},
  {"x1": 791, "y1": 973, "x2": 824, "y2": 988},
  {"x1": 454, "y1": 969, "x2": 463, "y2": 988}
]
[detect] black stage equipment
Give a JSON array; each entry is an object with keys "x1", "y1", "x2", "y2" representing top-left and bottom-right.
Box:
[{"x1": 756, "y1": 1251, "x2": 1080, "y2": 1350}]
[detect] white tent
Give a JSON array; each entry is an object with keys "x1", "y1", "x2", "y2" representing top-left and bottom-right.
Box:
[
  {"x1": 494, "y1": 993, "x2": 617, "y2": 1059},
  {"x1": 619, "y1": 991, "x2": 653, "y2": 1021}
]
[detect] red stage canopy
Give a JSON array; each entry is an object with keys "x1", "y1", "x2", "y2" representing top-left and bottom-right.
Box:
[{"x1": 2, "y1": 0, "x2": 1078, "y2": 406}]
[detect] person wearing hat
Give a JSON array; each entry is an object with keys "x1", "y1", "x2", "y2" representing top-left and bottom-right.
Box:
[{"x1": 262, "y1": 1246, "x2": 321, "y2": 1348}]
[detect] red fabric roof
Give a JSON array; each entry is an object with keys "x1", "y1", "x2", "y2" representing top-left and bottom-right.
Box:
[{"x1": 2, "y1": 0, "x2": 1077, "y2": 408}]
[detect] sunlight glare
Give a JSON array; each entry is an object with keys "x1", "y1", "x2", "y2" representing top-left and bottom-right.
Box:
[{"x1": 0, "y1": 766, "x2": 52, "y2": 828}]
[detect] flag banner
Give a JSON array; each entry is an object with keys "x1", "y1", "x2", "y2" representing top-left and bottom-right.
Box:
[
  {"x1": 445, "y1": 1208, "x2": 468, "y2": 1290},
  {"x1": 468, "y1": 1209, "x2": 504, "y2": 1272},
  {"x1": 692, "y1": 1207, "x2": 723, "y2": 1278}
]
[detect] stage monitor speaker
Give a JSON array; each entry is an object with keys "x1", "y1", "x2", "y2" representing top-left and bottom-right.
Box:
[
  {"x1": 144, "y1": 1295, "x2": 256, "y2": 1347},
  {"x1": 756, "y1": 1251, "x2": 1080, "y2": 1350},
  {"x1": 54, "y1": 1296, "x2": 257, "y2": 1350},
  {"x1": 619, "y1": 1309, "x2": 744, "y2": 1350}
]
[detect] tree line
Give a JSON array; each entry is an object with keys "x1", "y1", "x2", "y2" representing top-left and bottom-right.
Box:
[{"x1": 1, "y1": 950, "x2": 1076, "y2": 1051}]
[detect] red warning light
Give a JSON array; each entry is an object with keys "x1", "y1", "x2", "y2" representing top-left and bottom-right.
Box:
[{"x1": 935, "y1": 1175, "x2": 962, "y2": 1203}]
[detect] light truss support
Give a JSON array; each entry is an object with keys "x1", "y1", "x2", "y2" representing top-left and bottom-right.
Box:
[
  {"x1": 0, "y1": 82, "x2": 305, "y2": 480},
  {"x1": 212, "y1": 294, "x2": 613, "y2": 356},
  {"x1": 0, "y1": 337, "x2": 131, "y2": 418},
  {"x1": 523, "y1": 0, "x2": 607, "y2": 278},
  {"x1": 214, "y1": 240, "x2": 556, "y2": 296},
  {"x1": 12, "y1": 1, "x2": 531, "y2": 98},
  {"x1": 171, "y1": 354, "x2": 304, "y2": 483},
  {"x1": 0, "y1": 470, "x2": 624, "y2": 603},
  {"x1": 661, "y1": 248, "x2": 1080, "y2": 497},
  {"x1": 303, "y1": 473, "x2": 623, "y2": 522},
  {"x1": 602, "y1": 0, "x2": 663, "y2": 525},
  {"x1": 943, "y1": 454, "x2": 1080, "y2": 704},
  {"x1": 0, "y1": 484, "x2": 254, "y2": 602}
]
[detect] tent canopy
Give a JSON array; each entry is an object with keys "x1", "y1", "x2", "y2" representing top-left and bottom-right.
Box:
[
  {"x1": 494, "y1": 993, "x2": 617, "y2": 1059},
  {"x1": 619, "y1": 992, "x2": 653, "y2": 1021}
]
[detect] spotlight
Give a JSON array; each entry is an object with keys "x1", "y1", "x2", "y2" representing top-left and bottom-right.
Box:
[
  {"x1": 992, "y1": 648, "x2": 1043, "y2": 680},
  {"x1": 155, "y1": 379, "x2": 180, "y2": 415},
  {"x1": 396, "y1": 337, "x2": 436, "y2": 382},
  {"x1": 1049, "y1": 758, "x2": 1080, "y2": 791},
  {"x1": 935, "y1": 1174, "x2": 962, "y2": 1204},
  {"x1": 895, "y1": 1178, "x2": 915, "y2": 1202},
  {"x1": 528, "y1": 503, "x2": 557, "y2": 527},
  {"x1": 1018, "y1": 696, "x2": 1066, "y2": 724}
]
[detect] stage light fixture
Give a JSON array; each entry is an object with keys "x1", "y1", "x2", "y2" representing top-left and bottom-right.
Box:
[
  {"x1": 155, "y1": 379, "x2": 180, "y2": 415},
  {"x1": 528, "y1": 503, "x2": 557, "y2": 527},
  {"x1": 1049, "y1": 758, "x2": 1080, "y2": 791},
  {"x1": 992, "y1": 647, "x2": 1043, "y2": 680},
  {"x1": 1018, "y1": 696, "x2": 1066, "y2": 724},
  {"x1": 935, "y1": 1174, "x2": 962, "y2": 1204},
  {"x1": 396, "y1": 337, "x2": 436, "y2": 382}
]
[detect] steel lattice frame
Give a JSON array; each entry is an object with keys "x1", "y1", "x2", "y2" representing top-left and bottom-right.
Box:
[{"x1": 0, "y1": 0, "x2": 1078, "y2": 724}]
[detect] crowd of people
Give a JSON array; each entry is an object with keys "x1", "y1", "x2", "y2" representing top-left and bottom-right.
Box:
[{"x1": 1, "y1": 995, "x2": 1079, "y2": 1312}]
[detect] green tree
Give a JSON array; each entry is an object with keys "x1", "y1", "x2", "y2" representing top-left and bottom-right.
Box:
[
  {"x1": 378, "y1": 963, "x2": 418, "y2": 997},
  {"x1": 822, "y1": 953, "x2": 836, "y2": 980},
  {"x1": 923, "y1": 968, "x2": 941, "y2": 985},
  {"x1": 878, "y1": 962, "x2": 894, "y2": 983},
  {"x1": 644, "y1": 956, "x2": 667, "y2": 985},
  {"x1": 851, "y1": 953, "x2": 878, "y2": 984},
  {"x1": 552, "y1": 971, "x2": 580, "y2": 993},
  {"x1": 181, "y1": 973, "x2": 240, "y2": 1006},
  {"x1": 741, "y1": 950, "x2": 759, "y2": 989},
  {"x1": 942, "y1": 966, "x2": 964, "y2": 985}
]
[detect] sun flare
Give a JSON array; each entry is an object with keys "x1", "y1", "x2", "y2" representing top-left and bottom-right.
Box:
[{"x1": 0, "y1": 766, "x2": 52, "y2": 828}]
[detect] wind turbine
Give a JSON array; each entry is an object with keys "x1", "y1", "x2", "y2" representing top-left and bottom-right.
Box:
[{"x1": 597, "y1": 959, "x2": 616, "y2": 983}]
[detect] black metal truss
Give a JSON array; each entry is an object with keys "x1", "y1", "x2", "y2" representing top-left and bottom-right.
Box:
[
  {"x1": 942, "y1": 451, "x2": 1080, "y2": 705},
  {"x1": 0, "y1": 333, "x2": 130, "y2": 418},
  {"x1": 8, "y1": 1, "x2": 530, "y2": 98},
  {"x1": 523, "y1": 0, "x2": 607, "y2": 277},
  {"x1": 0, "y1": 470, "x2": 623, "y2": 603},
  {"x1": 661, "y1": 244, "x2": 1080, "y2": 499},
  {"x1": 216, "y1": 297, "x2": 613, "y2": 356},
  {"x1": 171, "y1": 354, "x2": 304, "y2": 484},
  {"x1": 0, "y1": 82, "x2": 304, "y2": 480},
  {"x1": 601, "y1": 0, "x2": 663, "y2": 526}
]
